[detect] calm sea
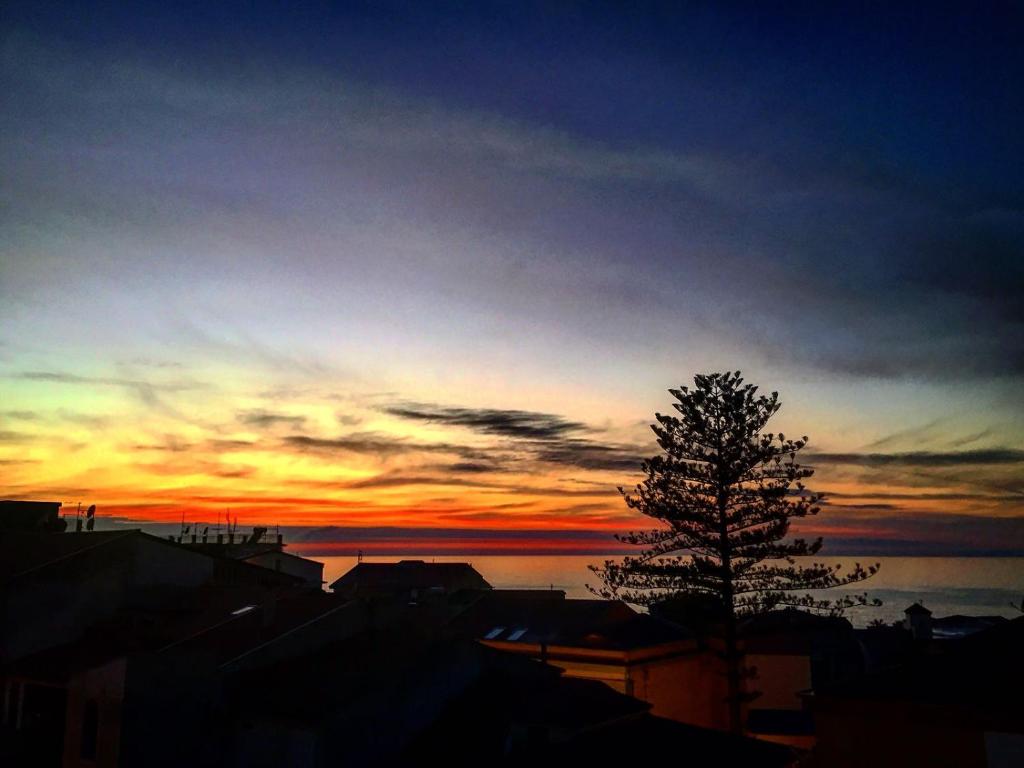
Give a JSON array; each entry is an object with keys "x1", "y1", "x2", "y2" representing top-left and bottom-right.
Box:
[{"x1": 318, "y1": 554, "x2": 1024, "y2": 627}]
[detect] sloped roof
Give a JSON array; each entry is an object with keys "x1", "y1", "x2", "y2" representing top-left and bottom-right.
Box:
[
  {"x1": 329, "y1": 559, "x2": 491, "y2": 594},
  {"x1": 0, "y1": 531, "x2": 133, "y2": 581},
  {"x1": 5, "y1": 586, "x2": 345, "y2": 682},
  {"x1": 0, "y1": 530, "x2": 305, "y2": 587},
  {"x1": 450, "y1": 590, "x2": 692, "y2": 651},
  {"x1": 904, "y1": 602, "x2": 932, "y2": 615}
]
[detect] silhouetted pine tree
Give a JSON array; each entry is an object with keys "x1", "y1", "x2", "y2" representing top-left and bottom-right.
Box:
[{"x1": 590, "y1": 371, "x2": 878, "y2": 734}]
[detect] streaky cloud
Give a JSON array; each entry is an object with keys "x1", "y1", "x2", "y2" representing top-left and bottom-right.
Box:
[
  {"x1": 237, "y1": 409, "x2": 307, "y2": 429},
  {"x1": 282, "y1": 432, "x2": 487, "y2": 460},
  {"x1": 382, "y1": 402, "x2": 590, "y2": 439},
  {"x1": 806, "y1": 448, "x2": 1024, "y2": 467}
]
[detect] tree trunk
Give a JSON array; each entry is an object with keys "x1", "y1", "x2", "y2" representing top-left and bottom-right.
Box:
[
  {"x1": 724, "y1": 605, "x2": 742, "y2": 734},
  {"x1": 718, "y1": 491, "x2": 743, "y2": 735}
]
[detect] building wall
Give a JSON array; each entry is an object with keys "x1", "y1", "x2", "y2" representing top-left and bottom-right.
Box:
[
  {"x1": 813, "y1": 698, "x2": 989, "y2": 768},
  {"x1": 62, "y1": 659, "x2": 126, "y2": 768},
  {"x1": 3, "y1": 543, "x2": 134, "y2": 663},
  {"x1": 547, "y1": 658, "x2": 630, "y2": 693},
  {"x1": 243, "y1": 552, "x2": 323, "y2": 589},
  {"x1": 1, "y1": 678, "x2": 67, "y2": 767},
  {"x1": 544, "y1": 650, "x2": 730, "y2": 731},
  {"x1": 129, "y1": 537, "x2": 215, "y2": 589},
  {"x1": 747, "y1": 653, "x2": 811, "y2": 711},
  {"x1": 629, "y1": 653, "x2": 730, "y2": 730},
  {"x1": 118, "y1": 653, "x2": 224, "y2": 768},
  {"x1": 2, "y1": 537, "x2": 215, "y2": 663}
]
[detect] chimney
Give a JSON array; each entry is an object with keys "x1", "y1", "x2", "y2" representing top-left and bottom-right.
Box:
[{"x1": 903, "y1": 603, "x2": 933, "y2": 641}]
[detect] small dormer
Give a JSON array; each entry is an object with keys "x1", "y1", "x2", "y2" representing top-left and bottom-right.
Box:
[{"x1": 903, "y1": 603, "x2": 933, "y2": 640}]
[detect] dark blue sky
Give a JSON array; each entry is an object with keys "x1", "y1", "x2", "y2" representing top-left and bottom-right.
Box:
[
  {"x1": 4, "y1": 0, "x2": 1022, "y2": 376},
  {"x1": 10, "y1": 1, "x2": 1022, "y2": 184}
]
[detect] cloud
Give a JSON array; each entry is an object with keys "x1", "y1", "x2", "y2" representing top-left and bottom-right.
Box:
[
  {"x1": 531, "y1": 438, "x2": 645, "y2": 472},
  {"x1": 2, "y1": 410, "x2": 38, "y2": 421},
  {"x1": 381, "y1": 402, "x2": 590, "y2": 440},
  {"x1": 133, "y1": 436, "x2": 194, "y2": 453},
  {"x1": 342, "y1": 474, "x2": 502, "y2": 491},
  {"x1": 167, "y1": 318, "x2": 339, "y2": 378},
  {"x1": 822, "y1": 490, "x2": 1024, "y2": 503},
  {"x1": 6, "y1": 35, "x2": 1022, "y2": 387},
  {"x1": 799, "y1": 512, "x2": 1024, "y2": 556},
  {"x1": 865, "y1": 419, "x2": 944, "y2": 450},
  {"x1": 445, "y1": 462, "x2": 505, "y2": 474},
  {"x1": 11, "y1": 370, "x2": 203, "y2": 421},
  {"x1": 133, "y1": 436, "x2": 256, "y2": 453},
  {"x1": 806, "y1": 448, "x2": 1024, "y2": 467},
  {"x1": 383, "y1": 400, "x2": 648, "y2": 472},
  {"x1": 15, "y1": 370, "x2": 190, "y2": 390},
  {"x1": 281, "y1": 432, "x2": 486, "y2": 461},
  {"x1": 822, "y1": 502, "x2": 900, "y2": 511},
  {"x1": 948, "y1": 429, "x2": 995, "y2": 449},
  {"x1": 0, "y1": 430, "x2": 34, "y2": 442},
  {"x1": 238, "y1": 409, "x2": 306, "y2": 429}
]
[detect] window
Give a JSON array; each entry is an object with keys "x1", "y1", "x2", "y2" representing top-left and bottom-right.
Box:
[
  {"x1": 483, "y1": 626, "x2": 505, "y2": 640},
  {"x1": 507, "y1": 628, "x2": 528, "y2": 641},
  {"x1": 80, "y1": 700, "x2": 99, "y2": 760}
]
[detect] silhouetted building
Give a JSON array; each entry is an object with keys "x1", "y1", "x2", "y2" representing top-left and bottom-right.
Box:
[
  {"x1": 55, "y1": 594, "x2": 362, "y2": 768},
  {"x1": 179, "y1": 527, "x2": 324, "y2": 588},
  {"x1": 903, "y1": 602, "x2": 933, "y2": 640},
  {"x1": 449, "y1": 589, "x2": 729, "y2": 730},
  {"x1": 855, "y1": 623, "x2": 915, "y2": 673},
  {"x1": 0, "y1": 524, "x2": 329, "y2": 767},
  {"x1": 404, "y1": 645, "x2": 796, "y2": 767},
  {"x1": 0, "y1": 500, "x2": 65, "y2": 532},
  {"x1": 330, "y1": 559, "x2": 491, "y2": 600},
  {"x1": 0, "y1": 530, "x2": 305, "y2": 665},
  {"x1": 740, "y1": 609, "x2": 863, "y2": 749},
  {"x1": 812, "y1": 616, "x2": 1024, "y2": 767}
]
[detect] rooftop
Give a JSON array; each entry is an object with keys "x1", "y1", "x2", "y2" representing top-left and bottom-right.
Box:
[
  {"x1": 451, "y1": 590, "x2": 692, "y2": 651},
  {"x1": 0, "y1": 500, "x2": 64, "y2": 532},
  {"x1": 904, "y1": 602, "x2": 933, "y2": 616},
  {"x1": 0, "y1": 530, "x2": 133, "y2": 581},
  {"x1": 0, "y1": 529, "x2": 306, "y2": 588},
  {"x1": 329, "y1": 559, "x2": 492, "y2": 595}
]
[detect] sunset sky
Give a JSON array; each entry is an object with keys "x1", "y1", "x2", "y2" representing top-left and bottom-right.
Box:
[{"x1": 2, "y1": 2, "x2": 1022, "y2": 555}]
